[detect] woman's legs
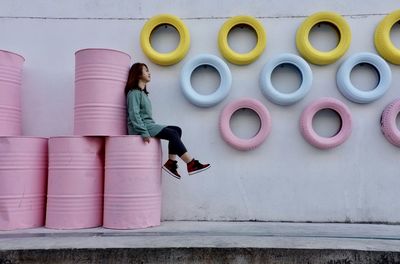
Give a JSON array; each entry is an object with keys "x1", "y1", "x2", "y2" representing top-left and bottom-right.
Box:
[
  {"x1": 155, "y1": 126, "x2": 192, "y2": 162},
  {"x1": 155, "y1": 126, "x2": 210, "y2": 178},
  {"x1": 180, "y1": 152, "x2": 193, "y2": 163}
]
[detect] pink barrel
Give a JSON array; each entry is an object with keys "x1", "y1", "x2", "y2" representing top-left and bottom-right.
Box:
[
  {"x1": 46, "y1": 136, "x2": 104, "y2": 229},
  {"x1": 74, "y1": 48, "x2": 131, "y2": 136},
  {"x1": 0, "y1": 137, "x2": 47, "y2": 230},
  {"x1": 104, "y1": 136, "x2": 162, "y2": 229},
  {"x1": 0, "y1": 50, "x2": 24, "y2": 136}
]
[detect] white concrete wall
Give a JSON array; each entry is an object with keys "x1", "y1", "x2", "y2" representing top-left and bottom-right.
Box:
[{"x1": 1, "y1": 0, "x2": 400, "y2": 222}]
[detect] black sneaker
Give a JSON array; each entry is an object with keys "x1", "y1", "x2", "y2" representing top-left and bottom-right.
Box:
[
  {"x1": 162, "y1": 159, "x2": 181, "y2": 179},
  {"x1": 187, "y1": 159, "x2": 210, "y2": 175}
]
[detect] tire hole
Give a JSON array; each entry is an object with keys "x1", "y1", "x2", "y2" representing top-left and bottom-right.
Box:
[
  {"x1": 190, "y1": 65, "x2": 221, "y2": 95},
  {"x1": 230, "y1": 109, "x2": 261, "y2": 139},
  {"x1": 309, "y1": 22, "x2": 340, "y2": 52},
  {"x1": 312, "y1": 109, "x2": 342, "y2": 137},
  {"x1": 150, "y1": 24, "x2": 180, "y2": 53},
  {"x1": 271, "y1": 63, "x2": 302, "y2": 94},
  {"x1": 350, "y1": 63, "x2": 380, "y2": 91},
  {"x1": 228, "y1": 24, "x2": 257, "y2": 53}
]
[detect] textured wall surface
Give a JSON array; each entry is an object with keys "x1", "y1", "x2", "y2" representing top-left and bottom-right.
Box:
[{"x1": 0, "y1": 0, "x2": 399, "y2": 222}]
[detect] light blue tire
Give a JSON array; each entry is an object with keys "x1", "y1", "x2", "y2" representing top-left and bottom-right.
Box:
[
  {"x1": 336, "y1": 52, "x2": 392, "y2": 104},
  {"x1": 259, "y1": 53, "x2": 312, "y2": 106},
  {"x1": 180, "y1": 54, "x2": 232, "y2": 107}
]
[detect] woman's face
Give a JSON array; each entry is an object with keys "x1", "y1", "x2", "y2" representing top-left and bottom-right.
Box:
[{"x1": 141, "y1": 66, "x2": 151, "y2": 83}]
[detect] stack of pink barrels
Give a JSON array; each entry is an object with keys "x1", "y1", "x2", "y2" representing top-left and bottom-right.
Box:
[{"x1": 0, "y1": 48, "x2": 162, "y2": 231}]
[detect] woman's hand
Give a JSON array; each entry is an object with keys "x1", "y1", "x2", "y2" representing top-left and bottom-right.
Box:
[{"x1": 143, "y1": 137, "x2": 151, "y2": 144}]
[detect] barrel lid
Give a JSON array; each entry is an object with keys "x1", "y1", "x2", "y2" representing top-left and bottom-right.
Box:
[
  {"x1": 0, "y1": 136, "x2": 48, "y2": 140},
  {"x1": 75, "y1": 48, "x2": 131, "y2": 59},
  {"x1": 0, "y1": 50, "x2": 25, "y2": 61},
  {"x1": 49, "y1": 135, "x2": 103, "y2": 139},
  {"x1": 105, "y1": 135, "x2": 142, "y2": 138}
]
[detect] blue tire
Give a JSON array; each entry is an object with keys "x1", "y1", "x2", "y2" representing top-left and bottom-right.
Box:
[
  {"x1": 336, "y1": 52, "x2": 392, "y2": 104},
  {"x1": 180, "y1": 54, "x2": 232, "y2": 108},
  {"x1": 259, "y1": 53, "x2": 312, "y2": 106}
]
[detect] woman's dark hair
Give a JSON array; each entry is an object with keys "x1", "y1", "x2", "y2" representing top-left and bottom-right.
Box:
[{"x1": 124, "y1": 62, "x2": 149, "y2": 96}]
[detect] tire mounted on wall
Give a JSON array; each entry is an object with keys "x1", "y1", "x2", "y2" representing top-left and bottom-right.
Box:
[
  {"x1": 140, "y1": 14, "x2": 190, "y2": 66},
  {"x1": 300, "y1": 97, "x2": 352, "y2": 149},
  {"x1": 180, "y1": 54, "x2": 232, "y2": 107},
  {"x1": 218, "y1": 15, "x2": 266, "y2": 65},
  {"x1": 219, "y1": 98, "x2": 271, "y2": 151},
  {"x1": 259, "y1": 53, "x2": 313, "y2": 105},
  {"x1": 380, "y1": 99, "x2": 400, "y2": 147},
  {"x1": 296, "y1": 11, "x2": 351, "y2": 65},
  {"x1": 374, "y1": 9, "x2": 400, "y2": 65},
  {"x1": 336, "y1": 52, "x2": 391, "y2": 104}
]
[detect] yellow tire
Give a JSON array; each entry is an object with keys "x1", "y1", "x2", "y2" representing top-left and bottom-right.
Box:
[
  {"x1": 296, "y1": 11, "x2": 351, "y2": 65},
  {"x1": 374, "y1": 10, "x2": 400, "y2": 65},
  {"x1": 218, "y1": 16, "x2": 266, "y2": 65},
  {"x1": 140, "y1": 14, "x2": 190, "y2": 66}
]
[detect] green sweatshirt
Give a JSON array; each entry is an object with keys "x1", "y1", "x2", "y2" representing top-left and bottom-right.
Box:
[{"x1": 126, "y1": 89, "x2": 165, "y2": 138}]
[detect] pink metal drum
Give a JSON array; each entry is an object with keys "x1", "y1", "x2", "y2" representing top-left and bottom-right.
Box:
[
  {"x1": 0, "y1": 50, "x2": 24, "y2": 136},
  {"x1": 46, "y1": 136, "x2": 104, "y2": 229},
  {"x1": 74, "y1": 48, "x2": 131, "y2": 136},
  {"x1": 104, "y1": 136, "x2": 162, "y2": 229},
  {"x1": 0, "y1": 137, "x2": 47, "y2": 230}
]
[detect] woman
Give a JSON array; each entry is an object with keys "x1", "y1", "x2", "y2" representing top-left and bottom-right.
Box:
[{"x1": 125, "y1": 63, "x2": 210, "y2": 180}]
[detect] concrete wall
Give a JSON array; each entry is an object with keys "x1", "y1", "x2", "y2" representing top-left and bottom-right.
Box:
[{"x1": 1, "y1": 0, "x2": 399, "y2": 222}]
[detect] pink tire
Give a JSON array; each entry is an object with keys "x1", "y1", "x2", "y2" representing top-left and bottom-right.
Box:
[
  {"x1": 380, "y1": 99, "x2": 400, "y2": 147},
  {"x1": 219, "y1": 98, "x2": 271, "y2": 151},
  {"x1": 300, "y1": 97, "x2": 352, "y2": 149}
]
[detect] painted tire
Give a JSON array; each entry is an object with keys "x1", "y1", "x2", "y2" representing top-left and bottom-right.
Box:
[
  {"x1": 296, "y1": 11, "x2": 351, "y2": 65},
  {"x1": 300, "y1": 97, "x2": 352, "y2": 149},
  {"x1": 374, "y1": 10, "x2": 400, "y2": 65},
  {"x1": 259, "y1": 53, "x2": 313, "y2": 106},
  {"x1": 219, "y1": 98, "x2": 271, "y2": 151},
  {"x1": 380, "y1": 99, "x2": 400, "y2": 147},
  {"x1": 336, "y1": 52, "x2": 391, "y2": 104},
  {"x1": 140, "y1": 14, "x2": 190, "y2": 66},
  {"x1": 180, "y1": 54, "x2": 232, "y2": 107},
  {"x1": 218, "y1": 16, "x2": 266, "y2": 65}
]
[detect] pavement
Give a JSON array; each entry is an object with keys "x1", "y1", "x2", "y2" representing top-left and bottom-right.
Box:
[{"x1": 1, "y1": 221, "x2": 400, "y2": 252}]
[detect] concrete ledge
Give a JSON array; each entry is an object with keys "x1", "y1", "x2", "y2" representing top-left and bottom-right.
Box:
[
  {"x1": 2, "y1": 221, "x2": 400, "y2": 263},
  {"x1": 2, "y1": 248, "x2": 400, "y2": 264}
]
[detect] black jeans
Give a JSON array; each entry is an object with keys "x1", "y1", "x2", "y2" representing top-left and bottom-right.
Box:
[{"x1": 155, "y1": 126, "x2": 188, "y2": 157}]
